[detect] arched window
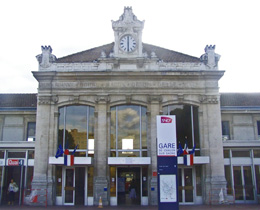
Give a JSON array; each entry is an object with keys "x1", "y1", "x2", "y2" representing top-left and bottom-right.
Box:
[
  {"x1": 163, "y1": 105, "x2": 200, "y2": 154},
  {"x1": 58, "y1": 105, "x2": 95, "y2": 157},
  {"x1": 110, "y1": 105, "x2": 147, "y2": 157}
]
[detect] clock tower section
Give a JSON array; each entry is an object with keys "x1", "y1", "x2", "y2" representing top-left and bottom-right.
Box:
[{"x1": 112, "y1": 7, "x2": 144, "y2": 58}]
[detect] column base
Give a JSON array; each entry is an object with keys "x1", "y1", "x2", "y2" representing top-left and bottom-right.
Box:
[
  {"x1": 29, "y1": 175, "x2": 54, "y2": 206},
  {"x1": 204, "y1": 176, "x2": 227, "y2": 205},
  {"x1": 94, "y1": 176, "x2": 109, "y2": 206},
  {"x1": 150, "y1": 177, "x2": 158, "y2": 205}
]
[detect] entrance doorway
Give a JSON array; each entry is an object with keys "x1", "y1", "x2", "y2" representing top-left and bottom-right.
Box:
[
  {"x1": 178, "y1": 168, "x2": 194, "y2": 203},
  {"x1": 233, "y1": 166, "x2": 254, "y2": 202},
  {"x1": 117, "y1": 167, "x2": 140, "y2": 205},
  {"x1": 63, "y1": 167, "x2": 85, "y2": 205},
  {"x1": 2, "y1": 166, "x2": 24, "y2": 205}
]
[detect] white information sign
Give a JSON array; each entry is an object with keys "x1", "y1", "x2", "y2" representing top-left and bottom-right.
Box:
[
  {"x1": 160, "y1": 174, "x2": 177, "y2": 202},
  {"x1": 157, "y1": 116, "x2": 177, "y2": 156}
]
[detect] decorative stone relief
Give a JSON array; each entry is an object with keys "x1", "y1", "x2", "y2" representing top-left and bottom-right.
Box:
[
  {"x1": 125, "y1": 95, "x2": 132, "y2": 104},
  {"x1": 95, "y1": 95, "x2": 110, "y2": 103},
  {"x1": 177, "y1": 94, "x2": 184, "y2": 103},
  {"x1": 38, "y1": 96, "x2": 51, "y2": 105},
  {"x1": 199, "y1": 95, "x2": 219, "y2": 104},
  {"x1": 38, "y1": 95, "x2": 59, "y2": 105},
  {"x1": 112, "y1": 7, "x2": 144, "y2": 31},
  {"x1": 36, "y1": 46, "x2": 56, "y2": 68},
  {"x1": 200, "y1": 45, "x2": 221, "y2": 70},
  {"x1": 148, "y1": 95, "x2": 162, "y2": 103},
  {"x1": 100, "y1": 51, "x2": 106, "y2": 58},
  {"x1": 69, "y1": 95, "x2": 79, "y2": 103},
  {"x1": 151, "y1": 52, "x2": 157, "y2": 59}
]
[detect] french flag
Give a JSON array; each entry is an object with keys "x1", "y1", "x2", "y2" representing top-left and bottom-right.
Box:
[
  {"x1": 184, "y1": 154, "x2": 194, "y2": 166},
  {"x1": 64, "y1": 155, "x2": 74, "y2": 166}
]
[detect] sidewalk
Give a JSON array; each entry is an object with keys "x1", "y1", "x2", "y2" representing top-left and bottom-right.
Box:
[{"x1": 1, "y1": 204, "x2": 260, "y2": 210}]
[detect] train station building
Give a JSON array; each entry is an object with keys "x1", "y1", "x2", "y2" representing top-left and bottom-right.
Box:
[{"x1": 0, "y1": 7, "x2": 260, "y2": 206}]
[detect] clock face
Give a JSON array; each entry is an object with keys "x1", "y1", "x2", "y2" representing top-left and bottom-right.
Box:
[{"x1": 120, "y1": 35, "x2": 136, "y2": 52}]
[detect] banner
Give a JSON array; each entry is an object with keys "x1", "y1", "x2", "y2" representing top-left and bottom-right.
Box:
[
  {"x1": 157, "y1": 115, "x2": 179, "y2": 210},
  {"x1": 157, "y1": 116, "x2": 177, "y2": 157}
]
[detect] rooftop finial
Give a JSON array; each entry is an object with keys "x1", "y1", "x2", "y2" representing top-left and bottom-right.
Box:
[
  {"x1": 36, "y1": 45, "x2": 56, "y2": 68},
  {"x1": 200, "y1": 45, "x2": 220, "y2": 70}
]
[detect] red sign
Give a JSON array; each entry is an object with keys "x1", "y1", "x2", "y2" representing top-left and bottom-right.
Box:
[
  {"x1": 7, "y1": 159, "x2": 24, "y2": 166},
  {"x1": 161, "y1": 117, "x2": 172, "y2": 123},
  {"x1": 153, "y1": 171, "x2": 157, "y2": 177}
]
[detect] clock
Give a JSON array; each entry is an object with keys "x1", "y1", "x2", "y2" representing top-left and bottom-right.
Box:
[{"x1": 120, "y1": 35, "x2": 136, "y2": 52}]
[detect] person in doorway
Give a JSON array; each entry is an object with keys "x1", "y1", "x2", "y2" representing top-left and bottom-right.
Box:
[
  {"x1": 129, "y1": 179, "x2": 136, "y2": 199},
  {"x1": 8, "y1": 179, "x2": 18, "y2": 205}
]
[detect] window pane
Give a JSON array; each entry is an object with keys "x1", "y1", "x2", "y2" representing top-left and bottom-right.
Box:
[
  {"x1": 142, "y1": 166, "x2": 148, "y2": 196},
  {"x1": 88, "y1": 167, "x2": 94, "y2": 196},
  {"x1": 141, "y1": 107, "x2": 147, "y2": 150},
  {"x1": 232, "y1": 150, "x2": 250, "y2": 157},
  {"x1": 254, "y1": 150, "x2": 260, "y2": 158},
  {"x1": 28, "y1": 150, "x2": 34, "y2": 159},
  {"x1": 0, "y1": 150, "x2": 4, "y2": 158},
  {"x1": 88, "y1": 107, "x2": 95, "y2": 148},
  {"x1": 118, "y1": 106, "x2": 140, "y2": 150},
  {"x1": 110, "y1": 107, "x2": 116, "y2": 149},
  {"x1": 193, "y1": 106, "x2": 200, "y2": 149},
  {"x1": 169, "y1": 105, "x2": 193, "y2": 148},
  {"x1": 26, "y1": 166, "x2": 33, "y2": 190},
  {"x1": 110, "y1": 167, "x2": 116, "y2": 197},
  {"x1": 257, "y1": 121, "x2": 260, "y2": 140},
  {"x1": 223, "y1": 150, "x2": 230, "y2": 158},
  {"x1": 58, "y1": 107, "x2": 65, "y2": 147},
  {"x1": 66, "y1": 106, "x2": 87, "y2": 150},
  {"x1": 195, "y1": 165, "x2": 202, "y2": 196},
  {"x1": 118, "y1": 151, "x2": 140, "y2": 157},
  {"x1": 225, "y1": 166, "x2": 232, "y2": 195},
  {"x1": 27, "y1": 122, "x2": 36, "y2": 141},
  {"x1": 222, "y1": 121, "x2": 230, "y2": 140},
  {"x1": 8, "y1": 151, "x2": 25, "y2": 158},
  {"x1": 255, "y1": 165, "x2": 260, "y2": 194}
]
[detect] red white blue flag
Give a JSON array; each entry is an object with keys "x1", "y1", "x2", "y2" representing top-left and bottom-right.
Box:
[
  {"x1": 64, "y1": 154, "x2": 74, "y2": 166},
  {"x1": 184, "y1": 154, "x2": 194, "y2": 166}
]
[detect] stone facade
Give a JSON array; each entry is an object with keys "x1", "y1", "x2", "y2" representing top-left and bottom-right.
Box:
[
  {"x1": 31, "y1": 7, "x2": 226, "y2": 206},
  {"x1": 2, "y1": 7, "x2": 260, "y2": 207}
]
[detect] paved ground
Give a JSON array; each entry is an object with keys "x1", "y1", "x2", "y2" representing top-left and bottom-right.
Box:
[{"x1": 1, "y1": 204, "x2": 260, "y2": 210}]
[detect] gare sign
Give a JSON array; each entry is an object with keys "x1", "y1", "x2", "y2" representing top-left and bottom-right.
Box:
[{"x1": 7, "y1": 159, "x2": 24, "y2": 166}]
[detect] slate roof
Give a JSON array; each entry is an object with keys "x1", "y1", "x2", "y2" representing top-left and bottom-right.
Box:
[
  {"x1": 56, "y1": 42, "x2": 200, "y2": 63},
  {"x1": 0, "y1": 94, "x2": 37, "y2": 108},
  {"x1": 220, "y1": 93, "x2": 260, "y2": 107}
]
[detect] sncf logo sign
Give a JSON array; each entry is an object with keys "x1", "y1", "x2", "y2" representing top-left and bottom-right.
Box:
[{"x1": 161, "y1": 117, "x2": 172, "y2": 123}]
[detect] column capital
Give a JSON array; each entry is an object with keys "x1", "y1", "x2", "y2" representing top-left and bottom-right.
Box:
[
  {"x1": 95, "y1": 95, "x2": 110, "y2": 104},
  {"x1": 148, "y1": 95, "x2": 162, "y2": 103}
]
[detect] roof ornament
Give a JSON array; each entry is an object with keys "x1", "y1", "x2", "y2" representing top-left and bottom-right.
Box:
[
  {"x1": 100, "y1": 51, "x2": 106, "y2": 58},
  {"x1": 151, "y1": 51, "x2": 157, "y2": 59},
  {"x1": 200, "y1": 45, "x2": 221, "y2": 70},
  {"x1": 36, "y1": 46, "x2": 56, "y2": 68},
  {"x1": 112, "y1": 7, "x2": 144, "y2": 31}
]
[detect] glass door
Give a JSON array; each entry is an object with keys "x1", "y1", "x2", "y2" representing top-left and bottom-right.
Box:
[
  {"x1": 178, "y1": 168, "x2": 194, "y2": 203},
  {"x1": 64, "y1": 168, "x2": 75, "y2": 205},
  {"x1": 233, "y1": 166, "x2": 254, "y2": 202}
]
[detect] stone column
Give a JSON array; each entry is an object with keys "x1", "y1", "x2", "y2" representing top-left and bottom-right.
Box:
[
  {"x1": 148, "y1": 95, "x2": 161, "y2": 205},
  {"x1": 200, "y1": 95, "x2": 226, "y2": 204},
  {"x1": 93, "y1": 95, "x2": 109, "y2": 206},
  {"x1": 32, "y1": 95, "x2": 53, "y2": 205}
]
